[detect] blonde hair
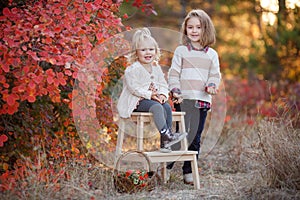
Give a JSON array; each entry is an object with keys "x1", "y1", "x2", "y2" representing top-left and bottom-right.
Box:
[
  {"x1": 180, "y1": 9, "x2": 216, "y2": 47},
  {"x1": 127, "y1": 28, "x2": 161, "y2": 64}
]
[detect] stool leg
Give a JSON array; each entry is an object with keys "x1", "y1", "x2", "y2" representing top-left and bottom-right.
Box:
[
  {"x1": 179, "y1": 115, "x2": 188, "y2": 150},
  {"x1": 162, "y1": 162, "x2": 167, "y2": 183},
  {"x1": 114, "y1": 119, "x2": 125, "y2": 166},
  {"x1": 136, "y1": 116, "x2": 144, "y2": 151},
  {"x1": 191, "y1": 155, "x2": 200, "y2": 189}
]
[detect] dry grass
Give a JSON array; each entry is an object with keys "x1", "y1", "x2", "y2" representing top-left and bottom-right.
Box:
[
  {"x1": 1, "y1": 114, "x2": 300, "y2": 199},
  {"x1": 256, "y1": 117, "x2": 300, "y2": 190}
]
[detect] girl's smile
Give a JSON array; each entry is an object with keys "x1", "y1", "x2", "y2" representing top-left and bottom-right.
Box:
[{"x1": 144, "y1": 55, "x2": 153, "y2": 60}]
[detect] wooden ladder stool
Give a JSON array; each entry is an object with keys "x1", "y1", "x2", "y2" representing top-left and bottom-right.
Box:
[{"x1": 115, "y1": 111, "x2": 200, "y2": 189}]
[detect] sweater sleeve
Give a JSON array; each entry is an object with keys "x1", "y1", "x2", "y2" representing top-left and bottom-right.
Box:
[
  {"x1": 168, "y1": 47, "x2": 182, "y2": 91},
  {"x1": 156, "y1": 65, "x2": 169, "y2": 98},
  {"x1": 207, "y1": 50, "x2": 221, "y2": 88}
]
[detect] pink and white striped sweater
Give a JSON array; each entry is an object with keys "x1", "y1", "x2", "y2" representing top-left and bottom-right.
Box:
[{"x1": 168, "y1": 45, "x2": 221, "y2": 104}]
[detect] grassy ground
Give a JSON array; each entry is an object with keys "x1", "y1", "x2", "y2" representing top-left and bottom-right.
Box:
[{"x1": 1, "y1": 115, "x2": 299, "y2": 199}]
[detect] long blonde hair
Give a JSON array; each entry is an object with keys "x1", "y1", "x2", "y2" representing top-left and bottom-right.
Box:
[
  {"x1": 180, "y1": 9, "x2": 216, "y2": 47},
  {"x1": 127, "y1": 28, "x2": 161, "y2": 65}
]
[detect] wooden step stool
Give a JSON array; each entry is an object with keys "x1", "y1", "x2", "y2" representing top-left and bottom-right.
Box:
[{"x1": 115, "y1": 112, "x2": 200, "y2": 189}]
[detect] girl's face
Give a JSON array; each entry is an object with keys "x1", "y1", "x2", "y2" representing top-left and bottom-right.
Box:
[
  {"x1": 186, "y1": 17, "x2": 202, "y2": 44},
  {"x1": 136, "y1": 39, "x2": 156, "y2": 65}
]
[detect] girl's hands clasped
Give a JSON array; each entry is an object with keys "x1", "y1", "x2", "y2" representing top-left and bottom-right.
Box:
[
  {"x1": 170, "y1": 88, "x2": 183, "y2": 104},
  {"x1": 159, "y1": 94, "x2": 167, "y2": 104},
  {"x1": 171, "y1": 92, "x2": 183, "y2": 104},
  {"x1": 151, "y1": 91, "x2": 167, "y2": 104}
]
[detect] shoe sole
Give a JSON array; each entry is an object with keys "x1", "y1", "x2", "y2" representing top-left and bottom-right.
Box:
[
  {"x1": 159, "y1": 148, "x2": 172, "y2": 153},
  {"x1": 164, "y1": 132, "x2": 187, "y2": 148},
  {"x1": 184, "y1": 180, "x2": 194, "y2": 185}
]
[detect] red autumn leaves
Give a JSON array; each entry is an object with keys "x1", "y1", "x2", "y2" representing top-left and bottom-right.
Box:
[
  {"x1": 0, "y1": 0, "x2": 127, "y2": 116},
  {"x1": 0, "y1": 134, "x2": 8, "y2": 147},
  {"x1": 0, "y1": 0, "x2": 156, "y2": 152}
]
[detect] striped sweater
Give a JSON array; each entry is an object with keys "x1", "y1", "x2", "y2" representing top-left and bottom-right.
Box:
[{"x1": 168, "y1": 45, "x2": 221, "y2": 104}]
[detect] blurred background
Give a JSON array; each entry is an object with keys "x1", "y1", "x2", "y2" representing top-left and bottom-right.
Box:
[{"x1": 119, "y1": 0, "x2": 300, "y2": 121}]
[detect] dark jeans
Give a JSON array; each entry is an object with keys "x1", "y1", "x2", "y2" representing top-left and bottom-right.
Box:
[
  {"x1": 134, "y1": 99, "x2": 172, "y2": 131},
  {"x1": 167, "y1": 100, "x2": 208, "y2": 175},
  {"x1": 173, "y1": 103, "x2": 181, "y2": 132}
]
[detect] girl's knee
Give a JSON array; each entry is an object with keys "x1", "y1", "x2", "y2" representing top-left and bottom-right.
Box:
[
  {"x1": 149, "y1": 103, "x2": 164, "y2": 113},
  {"x1": 163, "y1": 103, "x2": 172, "y2": 113}
]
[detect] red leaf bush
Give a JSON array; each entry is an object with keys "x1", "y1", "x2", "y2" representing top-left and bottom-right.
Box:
[{"x1": 0, "y1": 0, "x2": 154, "y2": 191}]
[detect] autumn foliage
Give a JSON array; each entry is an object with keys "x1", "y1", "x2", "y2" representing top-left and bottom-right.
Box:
[
  {"x1": 0, "y1": 0, "x2": 155, "y2": 192},
  {"x1": 0, "y1": 0, "x2": 124, "y2": 115},
  {"x1": 0, "y1": 0, "x2": 299, "y2": 197}
]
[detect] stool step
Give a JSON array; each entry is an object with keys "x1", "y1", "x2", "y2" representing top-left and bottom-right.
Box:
[
  {"x1": 145, "y1": 150, "x2": 197, "y2": 156},
  {"x1": 144, "y1": 151, "x2": 197, "y2": 163},
  {"x1": 144, "y1": 150, "x2": 200, "y2": 190}
]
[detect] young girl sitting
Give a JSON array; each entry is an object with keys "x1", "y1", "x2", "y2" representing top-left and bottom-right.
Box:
[{"x1": 117, "y1": 28, "x2": 186, "y2": 153}]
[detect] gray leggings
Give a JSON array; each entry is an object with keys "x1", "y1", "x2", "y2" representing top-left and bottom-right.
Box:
[{"x1": 134, "y1": 99, "x2": 172, "y2": 132}]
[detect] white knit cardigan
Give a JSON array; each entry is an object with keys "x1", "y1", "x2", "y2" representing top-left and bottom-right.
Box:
[{"x1": 117, "y1": 61, "x2": 169, "y2": 118}]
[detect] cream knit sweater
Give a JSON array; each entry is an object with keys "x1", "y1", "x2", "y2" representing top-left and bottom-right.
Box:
[{"x1": 117, "y1": 61, "x2": 169, "y2": 118}]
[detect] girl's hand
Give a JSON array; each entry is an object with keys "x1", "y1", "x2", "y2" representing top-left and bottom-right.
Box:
[
  {"x1": 205, "y1": 84, "x2": 218, "y2": 95},
  {"x1": 170, "y1": 88, "x2": 183, "y2": 104},
  {"x1": 205, "y1": 86, "x2": 218, "y2": 95},
  {"x1": 172, "y1": 93, "x2": 183, "y2": 104},
  {"x1": 170, "y1": 92, "x2": 183, "y2": 104},
  {"x1": 159, "y1": 94, "x2": 167, "y2": 104},
  {"x1": 151, "y1": 91, "x2": 162, "y2": 103}
]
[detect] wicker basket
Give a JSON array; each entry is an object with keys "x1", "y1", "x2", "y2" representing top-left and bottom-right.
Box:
[{"x1": 113, "y1": 150, "x2": 160, "y2": 193}]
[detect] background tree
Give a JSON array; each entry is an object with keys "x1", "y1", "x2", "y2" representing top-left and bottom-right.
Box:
[{"x1": 120, "y1": 0, "x2": 300, "y2": 117}]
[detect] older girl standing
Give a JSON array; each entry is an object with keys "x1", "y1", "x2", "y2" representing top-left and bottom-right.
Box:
[{"x1": 168, "y1": 9, "x2": 222, "y2": 184}]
